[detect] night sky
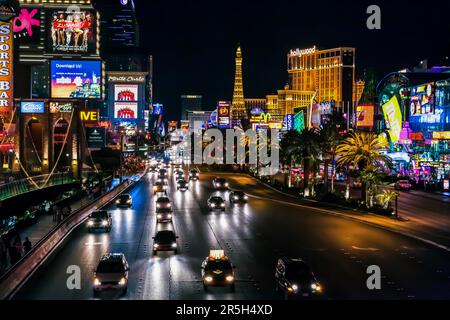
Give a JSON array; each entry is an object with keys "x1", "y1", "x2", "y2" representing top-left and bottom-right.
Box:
[{"x1": 134, "y1": 0, "x2": 450, "y2": 121}]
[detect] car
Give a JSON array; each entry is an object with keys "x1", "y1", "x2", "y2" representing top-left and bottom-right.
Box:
[
  {"x1": 213, "y1": 177, "x2": 229, "y2": 189},
  {"x1": 395, "y1": 180, "x2": 412, "y2": 191},
  {"x1": 158, "y1": 168, "x2": 168, "y2": 177},
  {"x1": 201, "y1": 250, "x2": 235, "y2": 291},
  {"x1": 156, "y1": 196, "x2": 172, "y2": 211},
  {"x1": 87, "y1": 210, "x2": 112, "y2": 232},
  {"x1": 116, "y1": 194, "x2": 132, "y2": 208},
  {"x1": 93, "y1": 253, "x2": 129, "y2": 297},
  {"x1": 149, "y1": 166, "x2": 158, "y2": 173},
  {"x1": 189, "y1": 169, "x2": 199, "y2": 181},
  {"x1": 174, "y1": 164, "x2": 182, "y2": 170},
  {"x1": 156, "y1": 208, "x2": 173, "y2": 223},
  {"x1": 153, "y1": 182, "x2": 167, "y2": 195},
  {"x1": 275, "y1": 258, "x2": 322, "y2": 300},
  {"x1": 207, "y1": 196, "x2": 226, "y2": 211},
  {"x1": 164, "y1": 162, "x2": 171, "y2": 168},
  {"x1": 177, "y1": 180, "x2": 189, "y2": 191},
  {"x1": 153, "y1": 230, "x2": 178, "y2": 255},
  {"x1": 229, "y1": 191, "x2": 248, "y2": 204}
]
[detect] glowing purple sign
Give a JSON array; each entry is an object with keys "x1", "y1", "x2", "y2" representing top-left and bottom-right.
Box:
[{"x1": 13, "y1": 9, "x2": 40, "y2": 37}]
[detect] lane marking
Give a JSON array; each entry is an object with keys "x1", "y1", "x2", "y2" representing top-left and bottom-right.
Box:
[{"x1": 351, "y1": 246, "x2": 379, "y2": 251}]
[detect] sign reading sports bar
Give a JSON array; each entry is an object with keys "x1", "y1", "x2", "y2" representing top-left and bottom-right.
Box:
[{"x1": 0, "y1": 20, "x2": 13, "y2": 120}]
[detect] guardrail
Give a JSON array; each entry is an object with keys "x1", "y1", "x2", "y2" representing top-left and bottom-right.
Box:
[{"x1": 0, "y1": 177, "x2": 136, "y2": 300}]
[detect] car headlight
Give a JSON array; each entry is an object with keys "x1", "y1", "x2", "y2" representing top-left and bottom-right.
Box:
[
  {"x1": 154, "y1": 243, "x2": 159, "y2": 248},
  {"x1": 156, "y1": 204, "x2": 160, "y2": 208},
  {"x1": 93, "y1": 278, "x2": 101, "y2": 286},
  {"x1": 204, "y1": 276, "x2": 213, "y2": 283},
  {"x1": 291, "y1": 284, "x2": 298, "y2": 292},
  {"x1": 234, "y1": 196, "x2": 239, "y2": 200},
  {"x1": 220, "y1": 203, "x2": 225, "y2": 207},
  {"x1": 127, "y1": 199, "x2": 131, "y2": 203},
  {"x1": 244, "y1": 196, "x2": 248, "y2": 200},
  {"x1": 312, "y1": 283, "x2": 322, "y2": 292},
  {"x1": 119, "y1": 277, "x2": 127, "y2": 286},
  {"x1": 157, "y1": 214, "x2": 162, "y2": 219},
  {"x1": 226, "y1": 275, "x2": 234, "y2": 282},
  {"x1": 210, "y1": 203, "x2": 215, "y2": 207},
  {"x1": 172, "y1": 243, "x2": 177, "y2": 248},
  {"x1": 88, "y1": 221, "x2": 94, "y2": 226},
  {"x1": 167, "y1": 203, "x2": 171, "y2": 208},
  {"x1": 225, "y1": 183, "x2": 229, "y2": 187},
  {"x1": 116, "y1": 200, "x2": 120, "y2": 204},
  {"x1": 102, "y1": 220, "x2": 108, "y2": 226},
  {"x1": 168, "y1": 214, "x2": 172, "y2": 219}
]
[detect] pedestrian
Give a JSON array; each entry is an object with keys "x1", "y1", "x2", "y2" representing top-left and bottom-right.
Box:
[
  {"x1": 57, "y1": 207, "x2": 63, "y2": 223},
  {"x1": 52, "y1": 205, "x2": 58, "y2": 222},
  {"x1": 0, "y1": 239, "x2": 7, "y2": 274},
  {"x1": 14, "y1": 235, "x2": 22, "y2": 261},
  {"x1": 23, "y1": 237, "x2": 32, "y2": 255}
]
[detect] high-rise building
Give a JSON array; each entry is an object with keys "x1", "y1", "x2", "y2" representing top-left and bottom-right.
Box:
[
  {"x1": 181, "y1": 95, "x2": 202, "y2": 120},
  {"x1": 287, "y1": 46, "x2": 360, "y2": 106},
  {"x1": 244, "y1": 99, "x2": 266, "y2": 115},
  {"x1": 231, "y1": 46, "x2": 246, "y2": 123},
  {"x1": 92, "y1": 0, "x2": 148, "y2": 72}
]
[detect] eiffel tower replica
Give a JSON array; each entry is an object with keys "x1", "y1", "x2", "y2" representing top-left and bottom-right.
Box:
[{"x1": 231, "y1": 45, "x2": 246, "y2": 126}]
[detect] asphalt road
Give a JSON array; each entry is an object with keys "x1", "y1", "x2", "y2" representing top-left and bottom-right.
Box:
[{"x1": 15, "y1": 168, "x2": 450, "y2": 300}]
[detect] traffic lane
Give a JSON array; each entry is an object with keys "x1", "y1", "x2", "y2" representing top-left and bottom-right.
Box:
[
  {"x1": 201, "y1": 173, "x2": 450, "y2": 299},
  {"x1": 15, "y1": 174, "x2": 154, "y2": 300}
]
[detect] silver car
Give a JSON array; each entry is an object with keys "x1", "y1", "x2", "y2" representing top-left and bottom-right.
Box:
[{"x1": 93, "y1": 253, "x2": 129, "y2": 297}]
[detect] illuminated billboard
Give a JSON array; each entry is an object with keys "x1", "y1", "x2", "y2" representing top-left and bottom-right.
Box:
[
  {"x1": 50, "y1": 60, "x2": 102, "y2": 99},
  {"x1": 356, "y1": 104, "x2": 374, "y2": 127},
  {"x1": 0, "y1": 21, "x2": 13, "y2": 120},
  {"x1": 49, "y1": 101, "x2": 73, "y2": 113},
  {"x1": 284, "y1": 114, "x2": 294, "y2": 131},
  {"x1": 153, "y1": 103, "x2": 163, "y2": 115},
  {"x1": 217, "y1": 101, "x2": 230, "y2": 129},
  {"x1": 410, "y1": 82, "x2": 435, "y2": 116},
  {"x1": 114, "y1": 84, "x2": 138, "y2": 101},
  {"x1": 114, "y1": 102, "x2": 138, "y2": 119},
  {"x1": 46, "y1": 9, "x2": 97, "y2": 54},
  {"x1": 21, "y1": 101, "x2": 45, "y2": 114},
  {"x1": 382, "y1": 96, "x2": 402, "y2": 143},
  {"x1": 13, "y1": 8, "x2": 41, "y2": 44}
]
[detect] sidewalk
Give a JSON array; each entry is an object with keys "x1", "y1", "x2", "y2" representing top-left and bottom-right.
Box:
[{"x1": 0, "y1": 177, "x2": 124, "y2": 274}]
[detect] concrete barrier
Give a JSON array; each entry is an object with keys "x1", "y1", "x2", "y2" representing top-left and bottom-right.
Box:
[{"x1": 0, "y1": 178, "x2": 135, "y2": 300}]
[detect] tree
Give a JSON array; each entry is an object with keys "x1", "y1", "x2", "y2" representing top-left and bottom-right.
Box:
[
  {"x1": 376, "y1": 190, "x2": 399, "y2": 210},
  {"x1": 336, "y1": 132, "x2": 392, "y2": 203},
  {"x1": 319, "y1": 112, "x2": 344, "y2": 193},
  {"x1": 284, "y1": 129, "x2": 321, "y2": 196},
  {"x1": 359, "y1": 165, "x2": 384, "y2": 206}
]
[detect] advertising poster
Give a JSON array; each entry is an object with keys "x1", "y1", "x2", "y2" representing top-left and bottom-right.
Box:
[
  {"x1": 115, "y1": 102, "x2": 138, "y2": 119},
  {"x1": 382, "y1": 96, "x2": 402, "y2": 143},
  {"x1": 356, "y1": 104, "x2": 374, "y2": 127},
  {"x1": 49, "y1": 101, "x2": 73, "y2": 113},
  {"x1": 410, "y1": 82, "x2": 435, "y2": 116},
  {"x1": 168, "y1": 121, "x2": 178, "y2": 132},
  {"x1": 153, "y1": 103, "x2": 163, "y2": 115},
  {"x1": 21, "y1": 101, "x2": 45, "y2": 113},
  {"x1": 217, "y1": 101, "x2": 230, "y2": 129},
  {"x1": 294, "y1": 111, "x2": 305, "y2": 133},
  {"x1": 86, "y1": 127, "x2": 106, "y2": 149},
  {"x1": 0, "y1": 21, "x2": 13, "y2": 120},
  {"x1": 284, "y1": 114, "x2": 294, "y2": 131},
  {"x1": 46, "y1": 9, "x2": 97, "y2": 54},
  {"x1": 13, "y1": 8, "x2": 41, "y2": 44},
  {"x1": 114, "y1": 84, "x2": 138, "y2": 101},
  {"x1": 51, "y1": 60, "x2": 102, "y2": 99}
]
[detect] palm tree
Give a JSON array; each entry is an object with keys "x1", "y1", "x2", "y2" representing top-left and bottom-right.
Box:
[
  {"x1": 359, "y1": 165, "x2": 384, "y2": 206},
  {"x1": 319, "y1": 113, "x2": 344, "y2": 193},
  {"x1": 336, "y1": 132, "x2": 392, "y2": 203},
  {"x1": 376, "y1": 190, "x2": 399, "y2": 210},
  {"x1": 285, "y1": 128, "x2": 321, "y2": 196}
]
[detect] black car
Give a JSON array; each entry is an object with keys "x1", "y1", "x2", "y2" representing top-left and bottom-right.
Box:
[
  {"x1": 87, "y1": 210, "x2": 112, "y2": 232},
  {"x1": 177, "y1": 180, "x2": 189, "y2": 191},
  {"x1": 116, "y1": 194, "x2": 132, "y2": 207},
  {"x1": 149, "y1": 166, "x2": 158, "y2": 173},
  {"x1": 93, "y1": 253, "x2": 129, "y2": 297},
  {"x1": 153, "y1": 230, "x2": 178, "y2": 255},
  {"x1": 275, "y1": 258, "x2": 322, "y2": 299},
  {"x1": 189, "y1": 169, "x2": 200, "y2": 181},
  {"x1": 229, "y1": 191, "x2": 248, "y2": 204},
  {"x1": 201, "y1": 250, "x2": 236, "y2": 291},
  {"x1": 213, "y1": 177, "x2": 228, "y2": 189},
  {"x1": 207, "y1": 196, "x2": 226, "y2": 211}
]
